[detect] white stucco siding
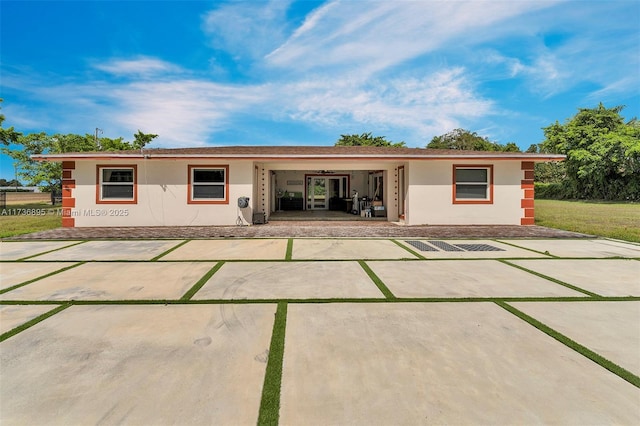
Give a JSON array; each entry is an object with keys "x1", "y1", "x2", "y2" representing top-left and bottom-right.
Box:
[
  {"x1": 66, "y1": 157, "x2": 525, "y2": 227},
  {"x1": 405, "y1": 160, "x2": 523, "y2": 225},
  {"x1": 70, "y1": 160, "x2": 254, "y2": 227}
]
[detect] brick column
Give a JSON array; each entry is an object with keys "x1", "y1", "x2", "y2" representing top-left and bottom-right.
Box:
[
  {"x1": 520, "y1": 161, "x2": 535, "y2": 225},
  {"x1": 61, "y1": 161, "x2": 76, "y2": 227}
]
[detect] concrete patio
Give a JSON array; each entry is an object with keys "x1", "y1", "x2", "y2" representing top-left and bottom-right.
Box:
[{"x1": 1, "y1": 237, "x2": 639, "y2": 424}]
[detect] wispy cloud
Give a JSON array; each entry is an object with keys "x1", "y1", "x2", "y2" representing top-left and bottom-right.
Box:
[
  {"x1": 475, "y1": 1, "x2": 639, "y2": 100},
  {"x1": 274, "y1": 68, "x2": 492, "y2": 141},
  {"x1": 3, "y1": 68, "x2": 265, "y2": 147},
  {"x1": 92, "y1": 57, "x2": 182, "y2": 77},
  {"x1": 202, "y1": 0, "x2": 294, "y2": 61},
  {"x1": 485, "y1": 50, "x2": 571, "y2": 99},
  {"x1": 2, "y1": 0, "x2": 637, "y2": 151},
  {"x1": 106, "y1": 80, "x2": 266, "y2": 145},
  {"x1": 5, "y1": 61, "x2": 490, "y2": 148},
  {"x1": 266, "y1": 0, "x2": 553, "y2": 75},
  {"x1": 587, "y1": 77, "x2": 639, "y2": 105}
]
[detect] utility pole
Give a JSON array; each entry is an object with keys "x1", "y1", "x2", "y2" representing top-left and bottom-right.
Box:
[
  {"x1": 14, "y1": 164, "x2": 18, "y2": 192},
  {"x1": 95, "y1": 128, "x2": 103, "y2": 150}
]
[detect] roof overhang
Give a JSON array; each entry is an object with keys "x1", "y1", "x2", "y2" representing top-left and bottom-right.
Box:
[{"x1": 31, "y1": 151, "x2": 566, "y2": 162}]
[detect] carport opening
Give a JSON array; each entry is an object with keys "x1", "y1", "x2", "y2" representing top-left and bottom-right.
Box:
[{"x1": 270, "y1": 169, "x2": 386, "y2": 219}]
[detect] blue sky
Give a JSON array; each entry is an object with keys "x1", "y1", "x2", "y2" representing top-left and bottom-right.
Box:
[{"x1": 1, "y1": 0, "x2": 639, "y2": 178}]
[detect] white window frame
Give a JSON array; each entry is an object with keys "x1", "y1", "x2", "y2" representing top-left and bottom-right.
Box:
[
  {"x1": 97, "y1": 165, "x2": 137, "y2": 204},
  {"x1": 188, "y1": 165, "x2": 229, "y2": 204}
]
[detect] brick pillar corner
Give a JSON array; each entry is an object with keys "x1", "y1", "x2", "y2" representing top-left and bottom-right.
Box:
[
  {"x1": 61, "y1": 161, "x2": 76, "y2": 227},
  {"x1": 520, "y1": 161, "x2": 535, "y2": 226}
]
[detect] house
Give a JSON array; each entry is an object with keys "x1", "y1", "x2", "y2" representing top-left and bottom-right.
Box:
[{"x1": 32, "y1": 146, "x2": 564, "y2": 227}]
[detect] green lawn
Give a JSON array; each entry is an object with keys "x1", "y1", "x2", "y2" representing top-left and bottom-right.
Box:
[
  {"x1": 0, "y1": 203, "x2": 62, "y2": 238},
  {"x1": 535, "y1": 199, "x2": 640, "y2": 243}
]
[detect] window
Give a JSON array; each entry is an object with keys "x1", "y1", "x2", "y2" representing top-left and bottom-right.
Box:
[
  {"x1": 97, "y1": 165, "x2": 137, "y2": 204},
  {"x1": 453, "y1": 165, "x2": 493, "y2": 204},
  {"x1": 188, "y1": 165, "x2": 229, "y2": 204}
]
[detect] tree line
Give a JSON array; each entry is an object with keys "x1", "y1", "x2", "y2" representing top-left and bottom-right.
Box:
[
  {"x1": 336, "y1": 104, "x2": 639, "y2": 201},
  {"x1": 1, "y1": 100, "x2": 157, "y2": 191},
  {"x1": 533, "y1": 104, "x2": 639, "y2": 201},
  {"x1": 2, "y1": 100, "x2": 638, "y2": 200}
]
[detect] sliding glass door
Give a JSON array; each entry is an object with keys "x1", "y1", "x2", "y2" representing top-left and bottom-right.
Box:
[
  {"x1": 307, "y1": 177, "x2": 327, "y2": 209},
  {"x1": 306, "y1": 175, "x2": 349, "y2": 210}
]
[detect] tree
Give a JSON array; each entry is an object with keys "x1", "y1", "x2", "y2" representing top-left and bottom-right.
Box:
[
  {"x1": 133, "y1": 130, "x2": 159, "y2": 149},
  {"x1": 539, "y1": 103, "x2": 640, "y2": 200},
  {"x1": 0, "y1": 178, "x2": 22, "y2": 186},
  {"x1": 426, "y1": 128, "x2": 521, "y2": 152},
  {"x1": 335, "y1": 132, "x2": 405, "y2": 147},
  {"x1": 0, "y1": 99, "x2": 21, "y2": 147},
  {"x1": 0, "y1": 102, "x2": 158, "y2": 190},
  {"x1": 502, "y1": 142, "x2": 521, "y2": 152}
]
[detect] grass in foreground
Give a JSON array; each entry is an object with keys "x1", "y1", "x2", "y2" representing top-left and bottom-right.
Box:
[
  {"x1": 535, "y1": 199, "x2": 640, "y2": 243},
  {"x1": 0, "y1": 202, "x2": 62, "y2": 238}
]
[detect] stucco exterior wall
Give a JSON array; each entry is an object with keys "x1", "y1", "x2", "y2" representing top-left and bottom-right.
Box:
[
  {"x1": 69, "y1": 160, "x2": 255, "y2": 227},
  {"x1": 404, "y1": 160, "x2": 523, "y2": 225},
  {"x1": 62, "y1": 157, "x2": 526, "y2": 227}
]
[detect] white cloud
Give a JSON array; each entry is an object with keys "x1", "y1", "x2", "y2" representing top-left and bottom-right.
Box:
[
  {"x1": 480, "y1": 49, "x2": 570, "y2": 99},
  {"x1": 272, "y1": 67, "x2": 492, "y2": 145},
  {"x1": 6, "y1": 61, "x2": 491, "y2": 148},
  {"x1": 3, "y1": 69, "x2": 266, "y2": 147},
  {"x1": 105, "y1": 80, "x2": 267, "y2": 146},
  {"x1": 4, "y1": 0, "x2": 637, "y2": 151},
  {"x1": 92, "y1": 57, "x2": 182, "y2": 77},
  {"x1": 587, "y1": 77, "x2": 639, "y2": 103},
  {"x1": 202, "y1": 0, "x2": 293, "y2": 60},
  {"x1": 266, "y1": 0, "x2": 553, "y2": 75}
]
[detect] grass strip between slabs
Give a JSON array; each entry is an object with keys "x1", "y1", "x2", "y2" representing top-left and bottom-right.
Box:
[
  {"x1": 285, "y1": 239, "x2": 293, "y2": 260},
  {"x1": 18, "y1": 241, "x2": 88, "y2": 261},
  {"x1": 0, "y1": 303, "x2": 71, "y2": 342},
  {"x1": 359, "y1": 260, "x2": 396, "y2": 299},
  {"x1": 151, "y1": 239, "x2": 191, "y2": 261},
  {"x1": 180, "y1": 262, "x2": 224, "y2": 300},
  {"x1": 493, "y1": 239, "x2": 558, "y2": 257},
  {"x1": 0, "y1": 262, "x2": 86, "y2": 295},
  {"x1": 496, "y1": 301, "x2": 640, "y2": 388},
  {"x1": 498, "y1": 259, "x2": 601, "y2": 297},
  {"x1": 257, "y1": 301, "x2": 288, "y2": 426},
  {"x1": 390, "y1": 239, "x2": 426, "y2": 260}
]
